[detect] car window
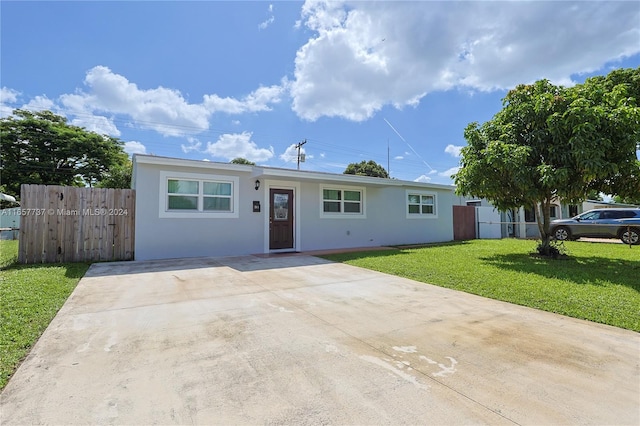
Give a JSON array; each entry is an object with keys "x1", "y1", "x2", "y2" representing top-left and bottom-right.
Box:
[
  {"x1": 602, "y1": 210, "x2": 620, "y2": 219},
  {"x1": 620, "y1": 210, "x2": 639, "y2": 218},
  {"x1": 580, "y1": 211, "x2": 601, "y2": 220}
]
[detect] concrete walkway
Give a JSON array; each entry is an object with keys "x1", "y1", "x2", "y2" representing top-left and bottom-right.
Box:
[{"x1": 1, "y1": 255, "x2": 638, "y2": 425}]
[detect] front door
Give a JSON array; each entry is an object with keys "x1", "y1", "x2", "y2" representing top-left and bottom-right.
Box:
[{"x1": 269, "y1": 189, "x2": 294, "y2": 250}]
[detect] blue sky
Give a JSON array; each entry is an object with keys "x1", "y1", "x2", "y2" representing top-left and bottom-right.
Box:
[{"x1": 2, "y1": 1, "x2": 639, "y2": 185}]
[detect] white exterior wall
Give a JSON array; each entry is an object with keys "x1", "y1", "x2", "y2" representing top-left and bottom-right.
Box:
[
  {"x1": 134, "y1": 156, "x2": 456, "y2": 260},
  {"x1": 294, "y1": 184, "x2": 455, "y2": 252},
  {"x1": 134, "y1": 162, "x2": 266, "y2": 260}
]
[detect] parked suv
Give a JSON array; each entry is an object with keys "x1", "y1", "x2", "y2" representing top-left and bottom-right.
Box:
[{"x1": 551, "y1": 208, "x2": 640, "y2": 245}]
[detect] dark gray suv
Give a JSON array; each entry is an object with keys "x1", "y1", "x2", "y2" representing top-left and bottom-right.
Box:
[{"x1": 550, "y1": 208, "x2": 640, "y2": 245}]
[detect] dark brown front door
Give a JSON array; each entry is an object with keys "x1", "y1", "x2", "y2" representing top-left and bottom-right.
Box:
[{"x1": 269, "y1": 189, "x2": 294, "y2": 250}]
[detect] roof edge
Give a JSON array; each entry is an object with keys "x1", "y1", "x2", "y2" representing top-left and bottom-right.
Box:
[{"x1": 132, "y1": 154, "x2": 455, "y2": 191}]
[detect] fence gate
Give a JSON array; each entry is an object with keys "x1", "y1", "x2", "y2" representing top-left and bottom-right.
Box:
[
  {"x1": 18, "y1": 185, "x2": 135, "y2": 263},
  {"x1": 453, "y1": 205, "x2": 476, "y2": 241}
]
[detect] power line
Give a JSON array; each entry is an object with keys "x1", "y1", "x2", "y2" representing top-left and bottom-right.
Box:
[{"x1": 383, "y1": 118, "x2": 435, "y2": 172}]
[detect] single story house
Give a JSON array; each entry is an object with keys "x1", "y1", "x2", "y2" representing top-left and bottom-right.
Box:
[{"x1": 132, "y1": 154, "x2": 458, "y2": 260}]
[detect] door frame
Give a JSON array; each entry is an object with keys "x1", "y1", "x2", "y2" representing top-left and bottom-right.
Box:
[{"x1": 263, "y1": 180, "x2": 301, "y2": 253}]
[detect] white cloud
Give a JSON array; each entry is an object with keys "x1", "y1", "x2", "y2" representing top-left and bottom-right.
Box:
[
  {"x1": 71, "y1": 114, "x2": 120, "y2": 136},
  {"x1": 124, "y1": 141, "x2": 147, "y2": 155},
  {"x1": 59, "y1": 66, "x2": 210, "y2": 137},
  {"x1": 394, "y1": 155, "x2": 404, "y2": 160},
  {"x1": 439, "y1": 167, "x2": 460, "y2": 178},
  {"x1": 181, "y1": 138, "x2": 202, "y2": 153},
  {"x1": 259, "y1": 4, "x2": 275, "y2": 30},
  {"x1": 291, "y1": 1, "x2": 640, "y2": 121},
  {"x1": 444, "y1": 144, "x2": 463, "y2": 157},
  {"x1": 0, "y1": 87, "x2": 20, "y2": 117},
  {"x1": 203, "y1": 83, "x2": 285, "y2": 114},
  {"x1": 54, "y1": 66, "x2": 286, "y2": 138},
  {"x1": 205, "y1": 132, "x2": 274, "y2": 162},
  {"x1": 414, "y1": 174, "x2": 431, "y2": 183},
  {"x1": 21, "y1": 95, "x2": 56, "y2": 112},
  {"x1": 1, "y1": 87, "x2": 19, "y2": 104},
  {"x1": 279, "y1": 143, "x2": 309, "y2": 163}
]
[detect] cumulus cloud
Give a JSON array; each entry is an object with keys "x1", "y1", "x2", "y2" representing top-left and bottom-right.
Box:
[
  {"x1": 444, "y1": 144, "x2": 463, "y2": 157},
  {"x1": 414, "y1": 174, "x2": 432, "y2": 183},
  {"x1": 203, "y1": 83, "x2": 285, "y2": 114},
  {"x1": 21, "y1": 95, "x2": 56, "y2": 112},
  {"x1": 57, "y1": 66, "x2": 284, "y2": 138},
  {"x1": 124, "y1": 141, "x2": 147, "y2": 155},
  {"x1": 1, "y1": 87, "x2": 20, "y2": 117},
  {"x1": 279, "y1": 143, "x2": 313, "y2": 163},
  {"x1": 59, "y1": 66, "x2": 210, "y2": 137},
  {"x1": 439, "y1": 167, "x2": 460, "y2": 178},
  {"x1": 72, "y1": 115, "x2": 120, "y2": 136},
  {"x1": 205, "y1": 132, "x2": 274, "y2": 162},
  {"x1": 291, "y1": 0, "x2": 640, "y2": 121},
  {"x1": 1, "y1": 87, "x2": 19, "y2": 104}
]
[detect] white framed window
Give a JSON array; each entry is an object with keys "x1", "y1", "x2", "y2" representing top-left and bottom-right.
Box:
[
  {"x1": 320, "y1": 185, "x2": 366, "y2": 218},
  {"x1": 406, "y1": 190, "x2": 438, "y2": 218},
  {"x1": 159, "y1": 171, "x2": 239, "y2": 218}
]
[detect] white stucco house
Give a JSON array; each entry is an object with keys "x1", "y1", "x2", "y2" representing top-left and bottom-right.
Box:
[{"x1": 132, "y1": 154, "x2": 458, "y2": 260}]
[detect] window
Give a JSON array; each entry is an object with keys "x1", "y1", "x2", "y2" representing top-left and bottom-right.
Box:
[
  {"x1": 406, "y1": 191, "x2": 437, "y2": 218},
  {"x1": 524, "y1": 207, "x2": 536, "y2": 222},
  {"x1": 549, "y1": 205, "x2": 558, "y2": 218},
  {"x1": 569, "y1": 205, "x2": 579, "y2": 217},
  {"x1": 160, "y1": 171, "x2": 239, "y2": 218},
  {"x1": 320, "y1": 185, "x2": 365, "y2": 218}
]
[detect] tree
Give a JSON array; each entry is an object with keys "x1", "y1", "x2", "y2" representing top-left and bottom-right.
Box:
[
  {"x1": 344, "y1": 160, "x2": 389, "y2": 178},
  {"x1": 230, "y1": 158, "x2": 256, "y2": 165},
  {"x1": 455, "y1": 68, "x2": 640, "y2": 255},
  {"x1": 612, "y1": 195, "x2": 640, "y2": 206},
  {"x1": 0, "y1": 109, "x2": 130, "y2": 195},
  {"x1": 96, "y1": 158, "x2": 132, "y2": 189}
]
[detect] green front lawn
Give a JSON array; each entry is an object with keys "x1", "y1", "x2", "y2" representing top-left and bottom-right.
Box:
[
  {"x1": 322, "y1": 239, "x2": 640, "y2": 332},
  {"x1": 0, "y1": 240, "x2": 90, "y2": 389}
]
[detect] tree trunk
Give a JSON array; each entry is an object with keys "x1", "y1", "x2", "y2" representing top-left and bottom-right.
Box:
[{"x1": 535, "y1": 199, "x2": 553, "y2": 255}]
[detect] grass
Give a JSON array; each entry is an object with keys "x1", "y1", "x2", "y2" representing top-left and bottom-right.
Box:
[
  {"x1": 322, "y1": 239, "x2": 640, "y2": 332},
  {"x1": 0, "y1": 240, "x2": 90, "y2": 389}
]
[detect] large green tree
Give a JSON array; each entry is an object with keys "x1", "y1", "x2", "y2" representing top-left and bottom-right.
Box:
[
  {"x1": 230, "y1": 157, "x2": 256, "y2": 165},
  {"x1": 0, "y1": 109, "x2": 130, "y2": 195},
  {"x1": 96, "y1": 158, "x2": 133, "y2": 189},
  {"x1": 455, "y1": 68, "x2": 640, "y2": 253},
  {"x1": 344, "y1": 160, "x2": 389, "y2": 178}
]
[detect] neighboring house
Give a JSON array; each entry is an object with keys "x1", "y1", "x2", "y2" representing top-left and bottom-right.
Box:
[
  {"x1": 132, "y1": 154, "x2": 458, "y2": 260},
  {"x1": 461, "y1": 197, "x2": 639, "y2": 240},
  {"x1": 0, "y1": 207, "x2": 20, "y2": 240}
]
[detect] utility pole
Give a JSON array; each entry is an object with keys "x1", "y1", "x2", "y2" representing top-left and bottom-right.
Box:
[{"x1": 296, "y1": 139, "x2": 307, "y2": 170}]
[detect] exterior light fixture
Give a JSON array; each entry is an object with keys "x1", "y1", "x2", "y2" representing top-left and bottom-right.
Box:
[{"x1": 255, "y1": 180, "x2": 260, "y2": 190}]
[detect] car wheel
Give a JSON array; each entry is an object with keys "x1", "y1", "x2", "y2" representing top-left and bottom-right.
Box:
[
  {"x1": 554, "y1": 226, "x2": 571, "y2": 241},
  {"x1": 620, "y1": 227, "x2": 640, "y2": 245}
]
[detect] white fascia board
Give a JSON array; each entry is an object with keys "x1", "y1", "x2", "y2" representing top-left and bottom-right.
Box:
[
  {"x1": 254, "y1": 168, "x2": 454, "y2": 191},
  {"x1": 132, "y1": 154, "x2": 455, "y2": 192},
  {"x1": 133, "y1": 154, "x2": 253, "y2": 173}
]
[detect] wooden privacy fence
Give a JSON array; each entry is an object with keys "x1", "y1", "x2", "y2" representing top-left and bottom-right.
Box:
[
  {"x1": 18, "y1": 185, "x2": 135, "y2": 263},
  {"x1": 453, "y1": 205, "x2": 477, "y2": 241}
]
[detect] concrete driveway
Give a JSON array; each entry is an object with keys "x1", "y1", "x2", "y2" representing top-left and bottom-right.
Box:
[{"x1": 1, "y1": 254, "x2": 638, "y2": 425}]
